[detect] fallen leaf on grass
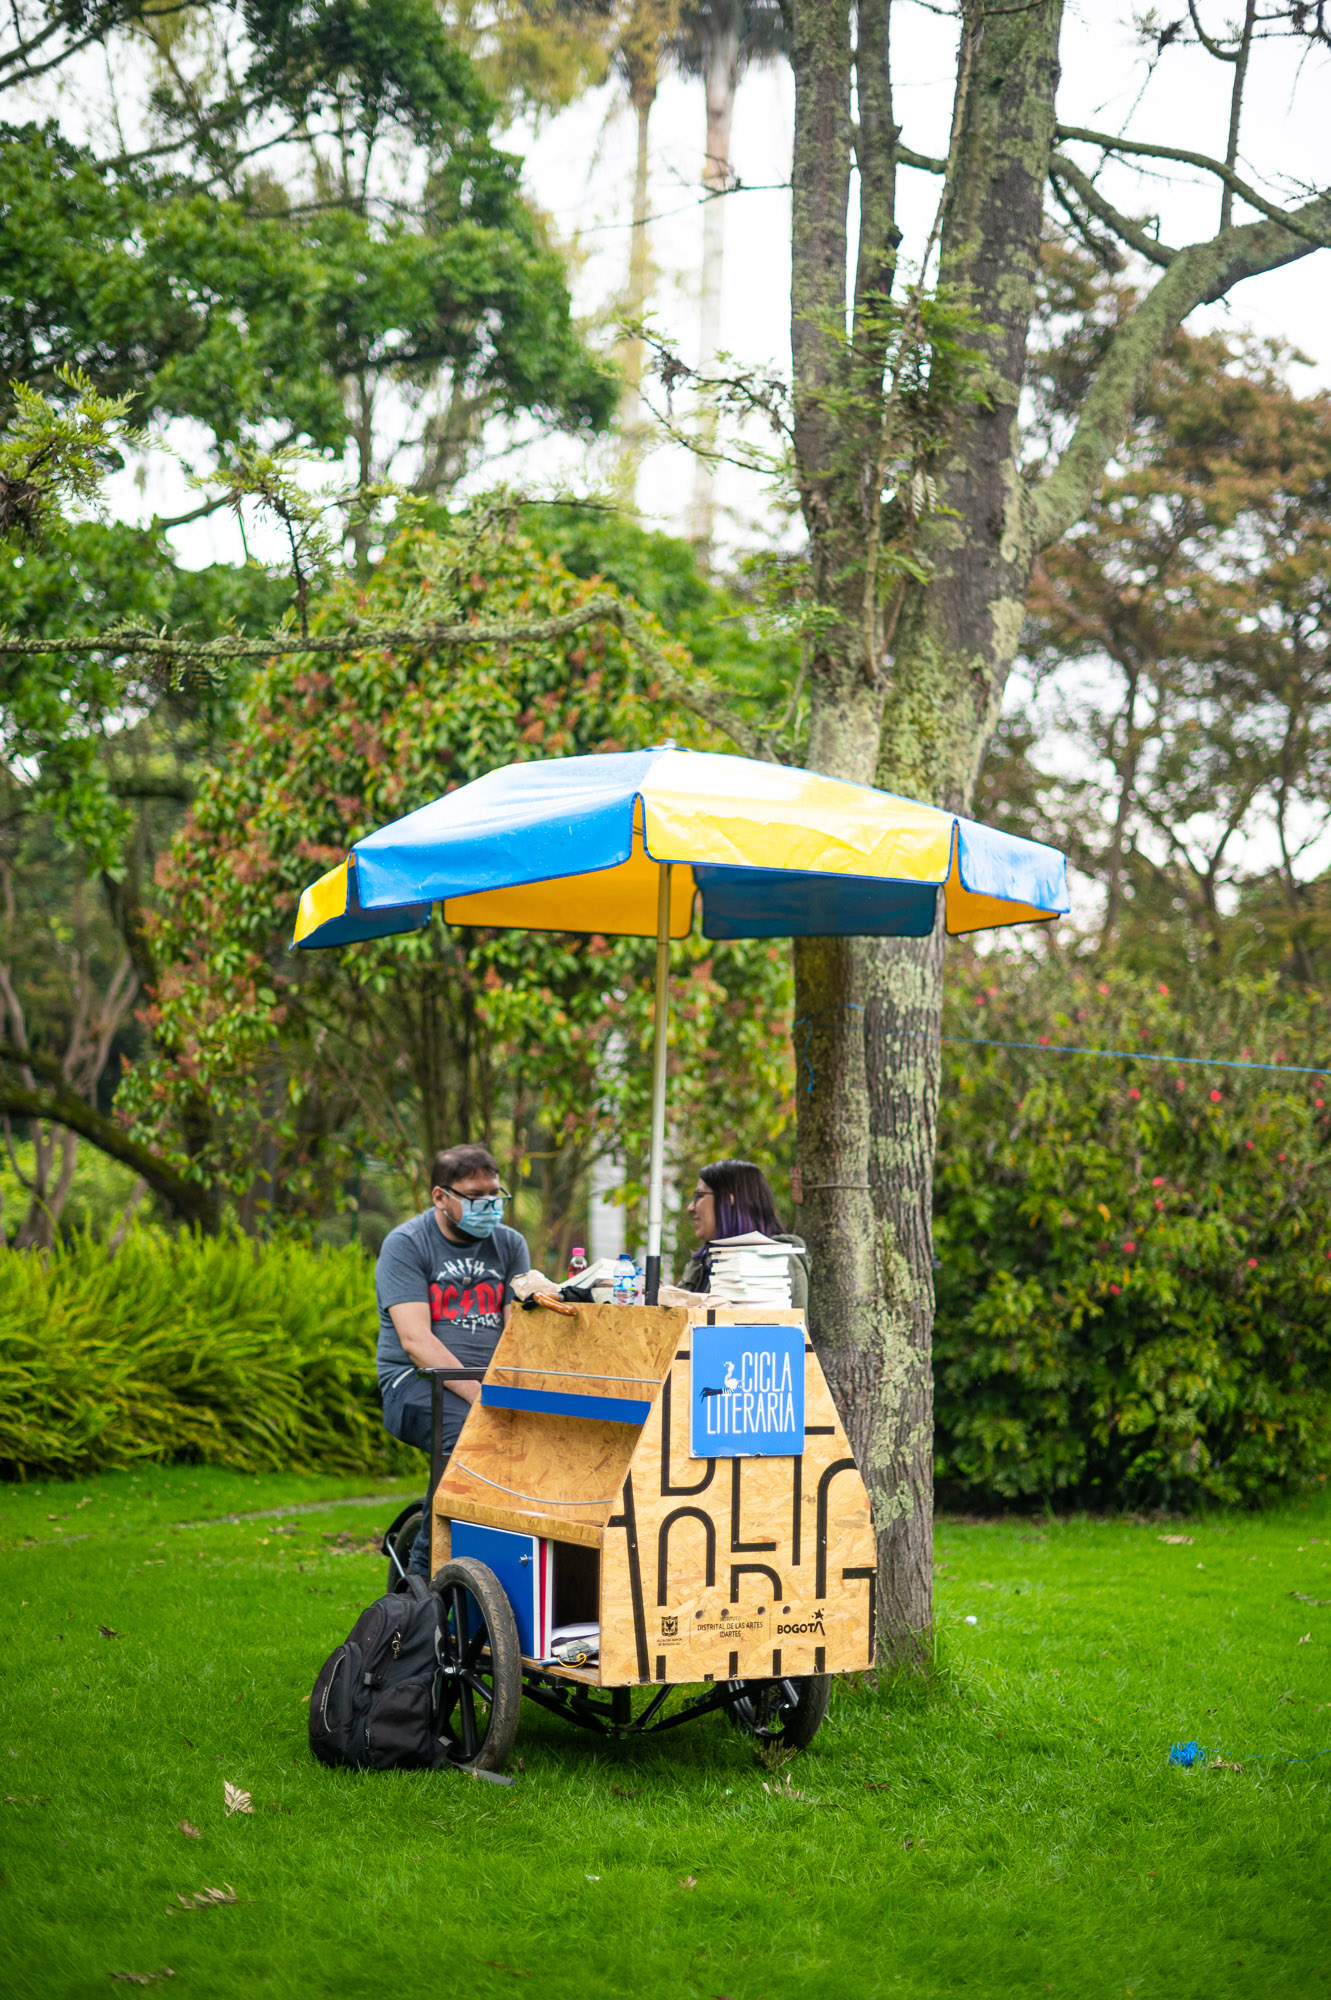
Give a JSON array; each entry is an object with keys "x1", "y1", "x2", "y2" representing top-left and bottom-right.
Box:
[
  {"x1": 678, "y1": 1875, "x2": 698, "y2": 1890},
  {"x1": 612, "y1": 1786, "x2": 641, "y2": 1799},
  {"x1": 1298, "y1": 1632, "x2": 1312, "y2": 1645},
  {"x1": 223, "y1": 1782, "x2": 252, "y2": 1816},
  {"x1": 179, "y1": 1821, "x2": 201, "y2": 1839},
  {"x1": 110, "y1": 1971, "x2": 175, "y2": 1985},
  {"x1": 1211, "y1": 1759, "x2": 1245, "y2": 1773},
  {"x1": 98, "y1": 1625, "x2": 121, "y2": 1639},
  {"x1": 171, "y1": 1885, "x2": 237, "y2": 1912},
  {"x1": 864, "y1": 1780, "x2": 891, "y2": 1793},
  {"x1": 1158, "y1": 1536, "x2": 1193, "y2": 1546},
  {"x1": 482, "y1": 1962, "x2": 532, "y2": 1979},
  {"x1": 1290, "y1": 1592, "x2": 1331, "y2": 1606},
  {"x1": 761, "y1": 1773, "x2": 805, "y2": 1801},
  {"x1": 3, "y1": 1794, "x2": 48, "y2": 1805}
]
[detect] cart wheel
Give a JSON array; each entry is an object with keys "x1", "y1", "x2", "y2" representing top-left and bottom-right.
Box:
[
  {"x1": 382, "y1": 1502, "x2": 424, "y2": 1594},
  {"x1": 724, "y1": 1674, "x2": 831, "y2": 1750},
  {"x1": 430, "y1": 1557, "x2": 522, "y2": 1773}
]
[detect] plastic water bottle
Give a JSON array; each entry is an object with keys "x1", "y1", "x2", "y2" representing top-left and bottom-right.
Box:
[
  {"x1": 567, "y1": 1246, "x2": 588, "y2": 1281},
  {"x1": 612, "y1": 1253, "x2": 637, "y2": 1305}
]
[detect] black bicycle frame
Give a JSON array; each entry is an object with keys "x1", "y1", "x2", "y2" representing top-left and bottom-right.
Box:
[
  {"x1": 422, "y1": 1367, "x2": 485, "y2": 1516},
  {"x1": 518, "y1": 1668, "x2": 739, "y2": 1736}
]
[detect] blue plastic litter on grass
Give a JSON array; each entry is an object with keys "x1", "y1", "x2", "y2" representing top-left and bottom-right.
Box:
[{"x1": 1169, "y1": 1738, "x2": 1331, "y2": 1769}]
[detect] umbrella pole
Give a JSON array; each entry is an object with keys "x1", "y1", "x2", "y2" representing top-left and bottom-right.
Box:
[{"x1": 644, "y1": 861, "x2": 672, "y2": 1306}]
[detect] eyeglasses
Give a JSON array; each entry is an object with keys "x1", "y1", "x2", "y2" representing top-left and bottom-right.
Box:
[
  {"x1": 685, "y1": 1188, "x2": 710, "y2": 1208},
  {"x1": 443, "y1": 1184, "x2": 511, "y2": 1202}
]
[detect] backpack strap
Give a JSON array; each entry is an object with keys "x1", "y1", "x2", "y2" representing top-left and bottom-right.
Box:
[{"x1": 401, "y1": 1574, "x2": 432, "y2": 1604}]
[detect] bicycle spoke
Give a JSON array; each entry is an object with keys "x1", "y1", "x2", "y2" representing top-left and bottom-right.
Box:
[
  {"x1": 458, "y1": 1680, "x2": 479, "y2": 1759},
  {"x1": 451, "y1": 1585, "x2": 466, "y2": 1644},
  {"x1": 461, "y1": 1609, "x2": 489, "y2": 1674},
  {"x1": 462, "y1": 1669, "x2": 493, "y2": 1714}
]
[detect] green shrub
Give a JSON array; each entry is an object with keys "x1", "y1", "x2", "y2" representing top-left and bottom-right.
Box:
[
  {"x1": 0, "y1": 1229, "x2": 407, "y2": 1479},
  {"x1": 934, "y1": 958, "x2": 1331, "y2": 1509}
]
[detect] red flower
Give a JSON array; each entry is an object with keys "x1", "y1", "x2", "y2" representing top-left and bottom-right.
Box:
[
  {"x1": 1247, "y1": 1258, "x2": 1258, "y2": 1269},
  {"x1": 1123, "y1": 1241, "x2": 1136, "y2": 1254},
  {"x1": 1246, "y1": 1140, "x2": 1254, "y2": 1150},
  {"x1": 1108, "y1": 1282, "x2": 1121, "y2": 1295},
  {"x1": 1152, "y1": 1176, "x2": 1164, "y2": 1186},
  {"x1": 1210, "y1": 1090, "x2": 1222, "y2": 1103},
  {"x1": 1158, "y1": 983, "x2": 1170, "y2": 997},
  {"x1": 1279, "y1": 1152, "x2": 1287, "y2": 1162},
  {"x1": 1317, "y1": 1099, "x2": 1325, "y2": 1109},
  {"x1": 1129, "y1": 1086, "x2": 1141, "y2": 1099}
]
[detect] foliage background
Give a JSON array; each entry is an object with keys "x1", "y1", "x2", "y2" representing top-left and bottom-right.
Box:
[
  {"x1": 0, "y1": 1227, "x2": 401, "y2": 1480},
  {"x1": 117, "y1": 511, "x2": 797, "y2": 1268},
  {"x1": 934, "y1": 956, "x2": 1331, "y2": 1509}
]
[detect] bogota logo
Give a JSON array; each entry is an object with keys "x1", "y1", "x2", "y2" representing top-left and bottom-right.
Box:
[
  {"x1": 776, "y1": 1609, "x2": 826, "y2": 1636},
  {"x1": 660, "y1": 1615, "x2": 679, "y2": 1637}
]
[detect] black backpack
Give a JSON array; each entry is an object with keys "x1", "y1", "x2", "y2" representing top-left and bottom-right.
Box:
[{"x1": 308, "y1": 1575, "x2": 448, "y2": 1771}]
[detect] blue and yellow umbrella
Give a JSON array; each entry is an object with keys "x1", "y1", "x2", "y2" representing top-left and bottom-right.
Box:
[{"x1": 294, "y1": 747, "x2": 1067, "y2": 1296}]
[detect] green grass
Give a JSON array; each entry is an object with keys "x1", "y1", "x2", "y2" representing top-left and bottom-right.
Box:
[{"x1": 2, "y1": 1469, "x2": 1330, "y2": 2000}]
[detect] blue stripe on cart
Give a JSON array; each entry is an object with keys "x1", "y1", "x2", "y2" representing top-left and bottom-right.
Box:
[{"x1": 481, "y1": 1384, "x2": 652, "y2": 1425}]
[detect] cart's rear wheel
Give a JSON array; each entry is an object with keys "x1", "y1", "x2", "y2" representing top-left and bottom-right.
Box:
[
  {"x1": 383, "y1": 1501, "x2": 423, "y2": 1594},
  {"x1": 724, "y1": 1674, "x2": 831, "y2": 1749},
  {"x1": 430, "y1": 1557, "x2": 522, "y2": 1772}
]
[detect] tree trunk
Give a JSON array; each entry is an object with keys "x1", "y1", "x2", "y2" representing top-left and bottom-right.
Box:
[
  {"x1": 687, "y1": 18, "x2": 740, "y2": 559},
  {"x1": 789, "y1": 0, "x2": 1065, "y2": 1667},
  {"x1": 863, "y1": 2, "x2": 1063, "y2": 1659},
  {"x1": 1101, "y1": 658, "x2": 1143, "y2": 945},
  {"x1": 617, "y1": 32, "x2": 660, "y2": 509}
]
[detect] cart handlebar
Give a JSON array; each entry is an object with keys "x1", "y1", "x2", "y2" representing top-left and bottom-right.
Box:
[{"x1": 420, "y1": 1369, "x2": 487, "y2": 1519}]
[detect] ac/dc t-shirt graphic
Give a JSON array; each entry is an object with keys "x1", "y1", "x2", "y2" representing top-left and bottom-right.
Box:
[{"x1": 374, "y1": 1208, "x2": 530, "y2": 1391}]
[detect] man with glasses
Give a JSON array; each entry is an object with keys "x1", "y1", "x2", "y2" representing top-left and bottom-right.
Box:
[{"x1": 375, "y1": 1143, "x2": 530, "y2": 1576}]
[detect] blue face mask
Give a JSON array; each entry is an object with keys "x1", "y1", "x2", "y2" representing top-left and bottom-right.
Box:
[{"x1": 454, "y1": 1193, "x2": 504, "y2": 1239}]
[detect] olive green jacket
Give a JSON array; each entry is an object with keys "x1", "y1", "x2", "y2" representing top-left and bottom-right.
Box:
[{"x1": 678, "y1": 1231, "x2": 809, "y2": 1316}]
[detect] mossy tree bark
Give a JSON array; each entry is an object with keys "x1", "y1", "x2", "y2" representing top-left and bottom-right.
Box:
[{"x1": 787, "y1": 0, "x2": 1331, "y2": 1664}]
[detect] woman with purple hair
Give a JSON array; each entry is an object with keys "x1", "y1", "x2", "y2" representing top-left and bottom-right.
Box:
[{"x1": 677, "y1": 1158, "x2": 809, "y2": 1313}]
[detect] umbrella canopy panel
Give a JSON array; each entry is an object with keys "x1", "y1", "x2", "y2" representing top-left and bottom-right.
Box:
[{"x1": 293, "y1": 747, "x2": 1067, "y2": 950}]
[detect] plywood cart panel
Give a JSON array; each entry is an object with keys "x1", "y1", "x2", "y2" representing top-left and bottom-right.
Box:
[{"x1": 432, "y1": 1303, "x2": 876, "y2": 1689}]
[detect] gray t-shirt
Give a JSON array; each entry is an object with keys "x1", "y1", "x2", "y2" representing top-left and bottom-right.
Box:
[{"x1": 374, "y1": 1209, "x2": 530, "y2": 1393}]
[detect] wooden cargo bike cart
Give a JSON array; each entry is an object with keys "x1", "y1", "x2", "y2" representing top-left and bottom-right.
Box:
[{"x1": 382, "y1": 1299, "x2": 877, "y2": 1771}]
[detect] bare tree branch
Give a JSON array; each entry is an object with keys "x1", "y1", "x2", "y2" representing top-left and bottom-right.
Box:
[
  {"x1": 0, "y1": 593, "x2": 774, "y2": 760},
  {"x1": 1033, "y1": 189, "x2": 1331, "y2": 550},
  {"x1": 1055, "y1": 123, "x2": 1331, "y2": 248},
  {"x1": 1049, "y1": 153, "x2": 1178, "y2": 267},
  {"x1": 0, "y1": 1040, "x2": 217, "y2": 1229}
]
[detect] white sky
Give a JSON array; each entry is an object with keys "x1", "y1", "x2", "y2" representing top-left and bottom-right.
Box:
[
  {"x1": 15, "y1": 3, "x2": 1331, "y2": 903},
  {"x1": 84, "y1": 1, "x2": 1326, "y2": 572}
]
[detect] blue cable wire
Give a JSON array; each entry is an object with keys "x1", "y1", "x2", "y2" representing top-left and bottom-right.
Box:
[
  {"x1": 945, "y1": 1036, "x2": 1331, "y2": 1077},
  {"x1": 791, "y1": 1007, "x2": 1330, "y2": 1096}
]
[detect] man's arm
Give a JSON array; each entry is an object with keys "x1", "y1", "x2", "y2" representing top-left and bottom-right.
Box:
[{"x1": 386, "y1": 1303, "x2": 481, "y2": 1407}]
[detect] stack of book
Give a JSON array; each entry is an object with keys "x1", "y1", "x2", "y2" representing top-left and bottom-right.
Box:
[{"x1": 705, "y1": 1233, "x2": 803, "y2": 1307}]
